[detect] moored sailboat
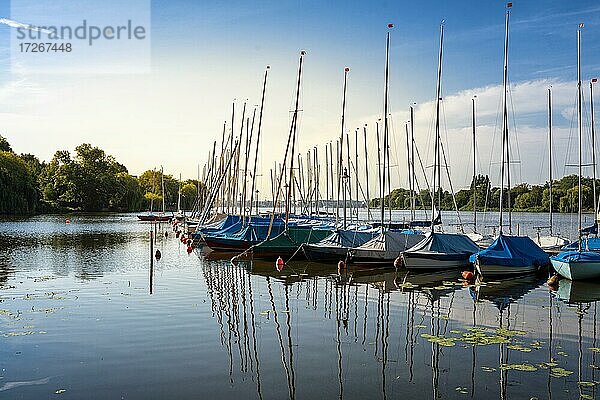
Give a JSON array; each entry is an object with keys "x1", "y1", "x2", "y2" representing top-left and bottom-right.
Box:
[
  {"x1": 550, "y1": 25, "x2": 600, "y2": 281},
  {"x1": 469, "y1": 4, "x2": 549, "y2": 278},
  {"x1": 400, "y1": 22, "x2": 479, "y2": 270}
]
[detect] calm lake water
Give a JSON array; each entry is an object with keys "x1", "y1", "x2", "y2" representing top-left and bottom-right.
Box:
[{"x1": 0, "y1": 213, "x2": 599, "y2": 399}]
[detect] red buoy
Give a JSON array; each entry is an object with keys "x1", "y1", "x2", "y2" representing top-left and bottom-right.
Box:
[
  {"x1": 276, "y1": 257, "x2": 284, "y2": 271},
  {"x1": 462, "y1": 270, "x2": 474, "y2": 280},
  {"x1": 187, "y1": 245, "x2": 193, "y2": 254},
  {"x1": 65, "y1": 219, "x2": 71, "y2": 224}
]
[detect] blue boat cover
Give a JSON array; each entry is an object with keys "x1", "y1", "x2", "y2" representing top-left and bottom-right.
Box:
[
  {"x1": 468, "y1": 234, "x2": 549, "y2": 267},
  {"x1": 562, "y1": 237, "x2": 600, "y2": 251},
  {"x1": 405, "y1": 232, "x2": 480, "y2": 255},
  {"x1": 551, "y1": 250, "x2": 600, "y2": 263},
  {"x1": 214, "y1": 222, "x2": 287, "y2": 241},
  {"x1": 200, "y1": 215, "x2": 241, "y2": 233}
]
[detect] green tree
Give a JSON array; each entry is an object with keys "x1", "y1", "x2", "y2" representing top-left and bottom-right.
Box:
[
  {"x1": 0, "y1": 151, "x2": 39, "y2": 214},
  {"x1": 181, "y1": 183, "x2": 198, "y2": 210},
  {"x1": 0, "y1": 135, "x2": 12, "y2": 153}
]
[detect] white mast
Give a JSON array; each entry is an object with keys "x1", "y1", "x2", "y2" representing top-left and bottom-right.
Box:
[
  {"x1": 499, "y1": 4, "x2": 511, "y2": 235},
  {"x1": 577, "y1": 24, "x2": 583, "y2": 249},
  {"x1": 432, "y1": 21, "x2": 444, "y2": 227}
]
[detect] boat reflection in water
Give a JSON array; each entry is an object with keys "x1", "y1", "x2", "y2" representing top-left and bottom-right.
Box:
[
  {"x1": 552, "y1": 279, "x2": 600, "y2": 400},
  {"x1": 553, "y1": 279, "x2": 600, "y2": 304}
]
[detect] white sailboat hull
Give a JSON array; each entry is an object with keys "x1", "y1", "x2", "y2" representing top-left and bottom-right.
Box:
[
  {"x1": 550, "y1": 259, "x2": 600, "y2": 280},
  {"x1": 534, "y1": 235, "x2": 569, "y2": 252}
]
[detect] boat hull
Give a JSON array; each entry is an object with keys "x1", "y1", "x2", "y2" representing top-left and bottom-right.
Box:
[
  {"x1": 137, "y1": 215, "x2": 172, "y2": 222},
  {"x1": 550, "y1": 259, "x2": 600, "y2": 280},
  {"x1": 474, "y1": 260, "x2": 540, "y2": 277},
  {"x1": 302, "y1": 244, "x2": 351, "y2": 262},
  {"x1": 402, "y1": 252, "x2": 472, "y2": 270},
  {"x1": 203, "y1": 236, "x2": 257, "y2": 252}
]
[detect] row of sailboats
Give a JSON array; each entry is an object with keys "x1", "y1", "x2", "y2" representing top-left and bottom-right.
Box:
[{"x1": 185, "y1": 3, "x2": 600, "y2": 282}]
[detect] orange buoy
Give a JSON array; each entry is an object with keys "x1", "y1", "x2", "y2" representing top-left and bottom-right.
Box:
[
  {"x1": 276, "y1": 257, "x2": 284, "y2": 271},
  {"x1": 337, "y1": 260, "x2": 346, "y2": 272},
  {"x1": 462, "y1": 270, "x2": 474, "y2": 280}
]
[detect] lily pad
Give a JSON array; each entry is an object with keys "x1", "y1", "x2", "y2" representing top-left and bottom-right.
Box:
[
  {"x1": 496, "y1": 328, "x2": 527, "y2": 337},
  {"x1": 550, "y1": 367, "x2": 573, "y2": 378},
  {"x1": 500, "y1": 363, "x2": 537, "y2": 372},
  {"x1": 578, "y1": 381, "x2": 597, "y2": 387},
  {"x1": 421, "y1": 333, "x2": 456, "y2": 347},
  {"x1": 507, "y1": 345, "x2": 532, "y2": 353}
]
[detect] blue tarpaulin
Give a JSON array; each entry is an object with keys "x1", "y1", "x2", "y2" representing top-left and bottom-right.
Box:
[
  {"x1": 551, "y1": 250, "x2": 600, "y2": 263},
  {"x1": 468, "y1": 234, "x2": 549, "y2": 267}
]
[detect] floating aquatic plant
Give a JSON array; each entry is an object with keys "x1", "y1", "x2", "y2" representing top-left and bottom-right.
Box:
[
  {"x1": 397, "y1": 282, "x2": 418, "y2": 289},
  {"x1": 507, "y1": 344, "x2": 532, "y2": 353},
  {"x1": 420, "y1": 333, "x2": 456, "y2": 347},
  {"x1": 530, "y1": 341, "x2": 543, "y2": 349},
  {"x1": 3, "y1": 331, "x2": 35, "y2": 337},
  {"x1": 500, "y1": 363, "x2": 537, "y2": 372},
  {"x1": 496, "y1": 328, "x2": 527, "y2": 337},
  {"x1": 550, "y1": 367, "x2": 573, "y2": 378},
  {"x1": 454, "y1": 386, "x2": 468, "y2": 394}
]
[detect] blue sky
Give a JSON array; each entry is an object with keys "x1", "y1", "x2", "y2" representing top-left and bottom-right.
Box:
[{"x1": 1, "y1": 0, "x2": 600, "y2": 195}]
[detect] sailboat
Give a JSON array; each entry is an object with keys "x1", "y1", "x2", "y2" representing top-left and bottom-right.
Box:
[
  {"x1": 138, "y1": 167, "x2": 173, "y2": 222},
  {"x1": 550, "y1": 25, "x2": 600, "y2": 281},
  {"x1": 347, "y1": 24, "x2": 424, "y2": 265},
  {"x1": 562, "y1": 77, "x2": 600, "y2": 252},
  {"x1": 173, "y1": 173, "x2": 186, "y2": 222},
  {"x1": 401, "y1": 22, "x2": 480, "y2": 271},
  {"x1": 469, "y1": 4, "x2": 549, "y2": 277},
  {"x1": 301, "y1": 68, "x2": 380, "y2": 262},
  {"x1": 534, "y1": 87, "x2": 569, "y2": 252},
  {"x1": 243, "y1": 51, "x2": 334, "y2": 260}
]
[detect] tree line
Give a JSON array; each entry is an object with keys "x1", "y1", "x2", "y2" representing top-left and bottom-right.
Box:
[
  {"x1": 370, "y1": 174, "x2": 600, "y2": 213},
  {"x1": 0, "y1": 135, "x2": 204, "y2": 215}
]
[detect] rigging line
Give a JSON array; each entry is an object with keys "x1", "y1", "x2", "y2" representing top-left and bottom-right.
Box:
[
  {"x1": 564, "y1": 93, "x2": 579, "y2": 177},
  {"x1": 507, "y1": 82, "x2": 523, "y2": 184},
  {"x1": 440, "y1": 140, "x2": 465, "y2": 232}
]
